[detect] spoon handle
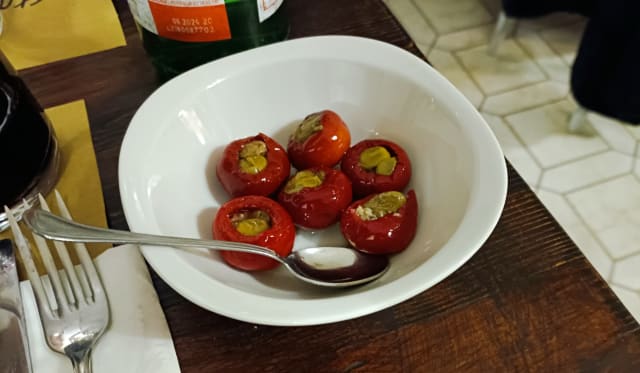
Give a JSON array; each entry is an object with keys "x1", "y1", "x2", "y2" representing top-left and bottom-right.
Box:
[{"x1": 24, "y1": 209, "x2": 284, "y2": 263}]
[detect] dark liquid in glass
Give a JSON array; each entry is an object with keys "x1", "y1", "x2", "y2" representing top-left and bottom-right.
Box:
[
  {"x1": 0, "y1": 69, "x2": 55, "y2": 208},
  {"x1": 138, "y1": 0, "x2": 289, "y2": 80}
]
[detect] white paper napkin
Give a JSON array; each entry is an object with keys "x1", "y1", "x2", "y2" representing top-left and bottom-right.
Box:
[{"x1": 20, "y1": 245, "x2": 181, "y2": 373}]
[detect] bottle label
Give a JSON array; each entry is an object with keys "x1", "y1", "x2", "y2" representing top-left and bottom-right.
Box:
[
  {"x1": 257, "y1": 0, "x2": 284, "y2": 22},
  {"x1": 128, "y1": 0, "x2": 283, "y2": 42},
  {"x1": 127, "y1": 0, "x2": 229, "y2": 42}
]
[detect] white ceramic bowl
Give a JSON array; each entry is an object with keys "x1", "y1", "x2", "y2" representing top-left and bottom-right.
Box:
[{"x1": 119, "y1": 36, "x2": 507, "y2": 326}]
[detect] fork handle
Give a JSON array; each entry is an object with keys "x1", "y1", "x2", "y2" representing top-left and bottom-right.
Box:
[{"x1": 69, "y1": 349, "x2": 93, "y2": 373}]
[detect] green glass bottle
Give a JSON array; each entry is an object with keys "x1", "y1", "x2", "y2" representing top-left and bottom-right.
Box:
[{"x1": 128, "y1": 0, "x2": 289, "y2": 80}]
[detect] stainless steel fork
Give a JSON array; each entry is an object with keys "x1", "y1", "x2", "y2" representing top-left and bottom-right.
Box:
[{"x1": 5, "y1": 191, "x2": 109, "y2": 373}]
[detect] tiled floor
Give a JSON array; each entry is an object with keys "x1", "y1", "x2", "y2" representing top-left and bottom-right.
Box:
[{"x1": 384, "y1": 0, "x2": 640, "y2": 321}]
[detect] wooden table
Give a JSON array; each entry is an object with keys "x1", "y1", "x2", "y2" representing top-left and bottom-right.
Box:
[{"x1": 19, "y1": 0, "x2": 640, "y2": 371}]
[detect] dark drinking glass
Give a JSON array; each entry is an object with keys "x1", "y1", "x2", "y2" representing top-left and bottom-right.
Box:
[{"x1": 0, "y1": 66, "x2": 59, "y2": 230}]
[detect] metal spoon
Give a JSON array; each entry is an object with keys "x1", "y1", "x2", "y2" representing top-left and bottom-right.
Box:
[{"x1": 23, "y1": 209, "x2": 389, "y2": 288}]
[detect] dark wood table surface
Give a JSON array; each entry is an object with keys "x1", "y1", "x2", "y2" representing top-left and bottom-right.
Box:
[{"x1": 18, "y1": 0, "x2": 640, "y2": 371}]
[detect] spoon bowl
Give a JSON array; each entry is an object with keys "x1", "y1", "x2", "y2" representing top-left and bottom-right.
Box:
[{"x1": 24, "y1": 209, "x2": 389, "y2": 288}]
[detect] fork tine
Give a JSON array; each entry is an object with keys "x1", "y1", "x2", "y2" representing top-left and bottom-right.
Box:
[
  {"x1": 30, "y1": 214, "x2": 73, "y2": 314},
  {"x1": 4, "y1": 205, "x2": 54, "y2": 318},
  {"x1": 40, "y1": 274, "x2": 59, "y2": 311},
  {"x1": 37, "y1": 195, "x2": 87, "y2": 307},
  {"x1": 54, "y1": 190, "x2": 105, "y2": 299},
  {"x1": 12, "y1": 199, "x2": 109, "y2": 372},
  {"x1": 74, "y1": 264, "x2": 92, "y2": 299}
]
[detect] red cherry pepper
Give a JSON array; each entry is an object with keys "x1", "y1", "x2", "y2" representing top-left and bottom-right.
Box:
[
  {"x1": 340, "y1": 190, "x2": 418, "y2": 254},
  {"x1": 341, "y1": 139, "x2": 412, "y2": 197},
  {"x1": 287, "y1": 110, "x2": 351, "y2": 170},
  {"x1": 216, "y1": 133, "x2": 290, "y2": 198},
  {"x1": 277, "y1": 166, "x2": 353, "y2": 229},
  {"x1": 213, "y1": 195, "x2": 296, "y2": 271}
]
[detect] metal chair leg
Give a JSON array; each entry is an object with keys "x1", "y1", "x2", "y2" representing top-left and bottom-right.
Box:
[
  {"x1": 488, "y1": 11, "x2": 517, "y2": 56},
  {"x1": 568, "y1": 106, "x2": 588, "y2": 133}
]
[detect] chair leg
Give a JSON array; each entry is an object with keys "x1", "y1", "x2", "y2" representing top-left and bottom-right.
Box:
[
  {"x1": 567, "y1": 106, "x2": 588, "y2": 133},
  {"x1": 488, "y1": 11, "x2": 517, "y2": 56}
]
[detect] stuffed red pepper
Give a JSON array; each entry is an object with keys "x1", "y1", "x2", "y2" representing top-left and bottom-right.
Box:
[
  {"x1": 287, "y1": 110, "x2": 351, "y2": 170},
  {"x1": 340, "y1": 190, "x2": 418, "y2": 254},
  {"x1": 278, "y1": 166, "x2": 352, "y2": 229},
  {"x1": 216, "y1": 133, "x2": 290, "y2": 198},
  {"x1": 213, "y1": 195, "x2": 295, "y2": 271},
  {"x1": 341, "y1": 139, "x2": 412, "y2": 197}
]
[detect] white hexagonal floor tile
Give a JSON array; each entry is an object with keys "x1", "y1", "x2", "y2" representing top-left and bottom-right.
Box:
[
  {"x1": 515, "y1": 28, "x2": 571, "y2": 83},
  {"x1": 612, "y1": 254, "x2": 640, "y2": 291},
  {"x1": 536, "y1": 189, "x2": 613, "y2": 279},
  {"x1": 414, "y1": 0, "x2": 494, "y2": 35},
  {"x1": 536, "y1": 189, "x2": 580, "y2": 226},
  {"x1": 479, "y1": 0, "x2": 501, "y2": 15},
  {"x1": 539, "y1": 21, "x2": 586, "y2": 65},
  {"x1": 627, "y1": 125, "x2": 640, "y2": 141},
  {"x1": 518, "y1": 13, "x2": 586, "y2": 32},
  {"x1": 569, "y1": 224, "x2": 614, "y2": 281},
  {"x1": 456, "y1": 40, "x2": 546, "y2": 94},
  {"x1": 481, "y1": 81, "x2": 568, "y2": 116},
  {"x1": 588, "y1": 113, "x2": 637, "y2": 155},
  {"x1": 567, "y1": 175, "x2": 640, "y2": 259},
  {"x1": 428, "y1": 49, "x2": 484, "y2": 108},
  {"x1": 610, "y1": 285, "x2": 640, "y2": 322},
  {"x1": 635, "y1": 158, "x2": 640, "y2": 180},
  {"x1": 482, "y1": 113, "x2": 540, "y2": 186},
  {"x1": 383, "y1": 0, "x2": 436, "y2": 50},
  {"x1": 539, "y1": 151, "x2": 633, "y2": 194},
  {"x1": 506, "y1": 100, "x2": 608, "y2": 168},
  {"x1": 432, "y1": 24, "x2": 493, "y2": 52}
]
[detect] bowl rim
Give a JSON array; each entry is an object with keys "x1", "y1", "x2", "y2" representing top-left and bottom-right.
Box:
[{"x1": 118, "y1": 35, "x2": 507, "y2": 326}]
